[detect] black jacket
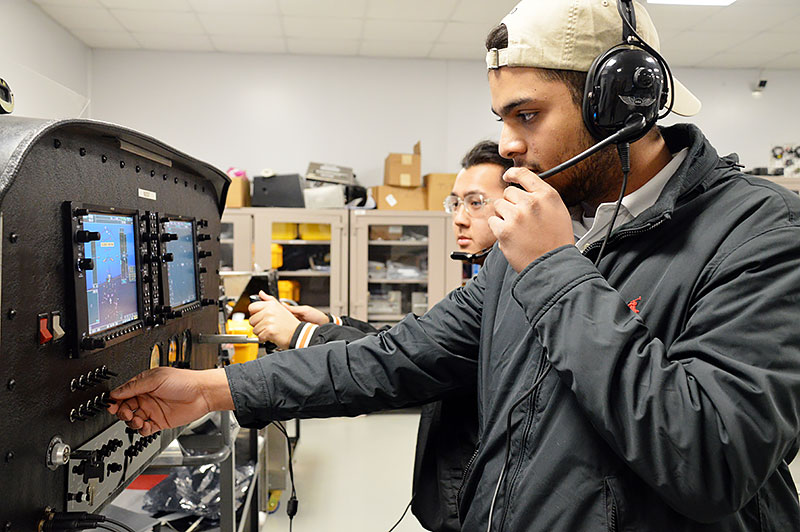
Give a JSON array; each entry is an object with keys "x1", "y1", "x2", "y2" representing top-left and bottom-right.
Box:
[
  {"x1": 227, "y1": 125, "x2": 800, "y2": 531},
  {"x1": 290, "y1": 315, "x2": 478, "y2": 532}
]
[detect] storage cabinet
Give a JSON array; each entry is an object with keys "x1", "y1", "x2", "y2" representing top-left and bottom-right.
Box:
[
  {"x1": 348, "y1": 210, "x2": 461, "y2": 325},
  {"x1": 219, "y1": 208, "x2": 461, "y2": 322},
  {"x1": 219, "y1": 211, "x2": 253, "y2": 272},
  {"x1": 251, "y1": 208, "x2": 349, "y2": 317}
]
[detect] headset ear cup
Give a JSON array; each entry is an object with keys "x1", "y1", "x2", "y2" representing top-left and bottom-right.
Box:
[{"x1": 582, "y1": 51, "x2": 610, "y2": 141}]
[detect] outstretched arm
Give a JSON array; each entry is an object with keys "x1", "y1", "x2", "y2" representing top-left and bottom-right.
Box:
[{"x1": 107, "y1": 367, "x2": 234, "y2": 436}]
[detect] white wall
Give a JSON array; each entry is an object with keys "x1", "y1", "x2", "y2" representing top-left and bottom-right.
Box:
[
  {"x1": 4, "y1": 0, "x2": 91, "y2": 119},
  {"x1": 90, "y1": 51, "x2": 498, "y2": 186},
  {"x1": 90, "y1": 50, "x2": 800, "y2": 185},
  {"x1": 665, "y1": 67, "x2": 800, "y2": 171}
]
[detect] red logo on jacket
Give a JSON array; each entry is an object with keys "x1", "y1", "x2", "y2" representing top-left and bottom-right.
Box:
[{"x1": 628, "y1": 297, "x2": 642, "y2": 314}]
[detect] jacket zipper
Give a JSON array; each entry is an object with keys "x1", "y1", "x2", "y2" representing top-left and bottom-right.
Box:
[
  {"x1": 496, "y1": 353, "x2": 549, "y2": 531},
  {"x1": 457, "y1": 444, "x2": 482, "y2": 522},
  {"x1": 583, "y1": 215, "x2": 670, "y2": 259}
]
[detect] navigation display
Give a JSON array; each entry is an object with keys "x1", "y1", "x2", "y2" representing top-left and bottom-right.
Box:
[
  {"x1": 164, "y1": 220, "x2": 198, "y2": 307},
  {"x1": 82, "y1": 213, "x2": 139, "y2": 334}
]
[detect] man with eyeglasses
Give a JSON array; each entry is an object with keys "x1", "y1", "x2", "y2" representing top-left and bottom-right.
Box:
[{"x1": 241, "y1": 140, "x2": 511, "y2": 532}]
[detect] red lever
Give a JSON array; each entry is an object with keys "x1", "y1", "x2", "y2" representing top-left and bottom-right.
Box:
[{"x1": 39, "y1": 316, "x2": 53, "y2": 344}]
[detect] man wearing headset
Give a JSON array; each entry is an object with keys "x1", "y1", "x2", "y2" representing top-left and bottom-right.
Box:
[
  {"x1": 247, "y1": 140, "x2": 512, "y2": 532},
  {"x1": 110, "y1": 0, "x2": 800, "y2": 530}
]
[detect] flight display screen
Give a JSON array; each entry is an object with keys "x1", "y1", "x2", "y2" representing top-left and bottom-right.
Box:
[
  {"x1": 82, "y1": 213, "x2": 139, "y2": 334},
  {"x1": 164, "y1": 220, "x2": 198, "y2": 307}
]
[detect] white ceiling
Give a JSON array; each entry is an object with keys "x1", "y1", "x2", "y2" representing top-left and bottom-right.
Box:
[{"x1": 30, "y1": 0, "x2": 800, "y2": 69}]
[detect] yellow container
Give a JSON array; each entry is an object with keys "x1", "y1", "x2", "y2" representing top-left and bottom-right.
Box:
[
  {"x1": 226, "y1": 318, "x2": 258, "y2": 364},
  {"x1": 278, "y1": 280, "x2": 300, "y2": 302},
  {"x1": 272, "y1": 223, "x2": 298, "y2": 240},
  {"x1": 271, "y1": 243, "x2": 283, "y2": 269},
  {"x1": 298, "y1": 223, "x2": 331, "y2": 240}
]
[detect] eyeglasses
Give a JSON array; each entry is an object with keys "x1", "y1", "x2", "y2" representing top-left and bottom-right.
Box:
[{"x1": 443, "y1": 193, "x2": 495, "y2": 216}]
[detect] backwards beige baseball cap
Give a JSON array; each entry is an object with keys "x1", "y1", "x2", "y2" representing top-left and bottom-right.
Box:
[{"x1": 486, "y1": 0, "x2": 701, "y2": 117}]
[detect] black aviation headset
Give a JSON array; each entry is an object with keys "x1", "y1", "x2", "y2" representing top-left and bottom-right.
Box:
[{"x1": 484, "y1": 2, "x2": 677, "y2": 531}]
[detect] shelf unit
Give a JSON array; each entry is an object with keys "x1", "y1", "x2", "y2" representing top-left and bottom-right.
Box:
[
  {"x1": 220, "y1": 207, "x2": 462, "y2": 323},
  {"x1": 251, "y1": 207, "x2": 349, "y2": 317},
  {"x1": 349, "y1": 210, "x2": 460, "y2": 324}
]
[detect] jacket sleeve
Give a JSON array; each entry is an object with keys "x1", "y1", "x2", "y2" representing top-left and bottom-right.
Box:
[
  {"x1": 224, "y1": 249, "x2": 495, "y2": 428},
  {"x1": 512, "y1": 235, "x2": 800, "y2": 523},
  {"x1": 339, "y1": 315, "x2": 379, "y2": 333}
]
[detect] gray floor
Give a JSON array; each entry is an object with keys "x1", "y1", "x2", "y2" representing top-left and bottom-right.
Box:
[
  {"x1": 265, "y1": 413, "x2": 800, "y2": 532},
  {"x1": 264, "y1": 413, "x2": 427, "y2": 532}
]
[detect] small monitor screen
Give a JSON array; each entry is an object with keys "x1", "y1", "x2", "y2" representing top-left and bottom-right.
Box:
[
  {"x1": 82, "y1": 213, "x2": 139, "y2": 334},
  {"x1": 164, "y1": 220, "x2": 198, "y2": 307}
]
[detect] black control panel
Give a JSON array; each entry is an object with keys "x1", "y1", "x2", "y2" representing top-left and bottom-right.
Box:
[{"x1": 0, "y1": 117, "x2": 229, "y2": 530}]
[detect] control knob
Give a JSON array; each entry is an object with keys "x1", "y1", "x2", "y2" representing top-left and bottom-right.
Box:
[
  {"x1": 198, "y1": 250, "x2": 212, "y2": 259},
  {"x1": 197, "y1": 234, "x2": 211, "y2": 241},
  {"x1": 162, "y1": 253, "x2": 174, "y2": 263},
  {"x1": 76, "y1": 258, "x2": 94, "y2": 272},
  {"x1": 161, "y1": 233, "x2": 178, "y2": 242},
  {"x1": 76, "y1": 230, "x2": 101, "y2": 243},
  {"x1": 80, "y1": 337, "x2": 106, "y2": 350}
]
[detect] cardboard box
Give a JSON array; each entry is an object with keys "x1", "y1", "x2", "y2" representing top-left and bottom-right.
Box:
[
  {"x1": 384, "y1": 141, "x2": 421, "y2": 187},
  {"x1": 372, "y1": 185, "x2": 426, "y2": 211},
  {"x1": 225, "y1": 177, "x2": 251, "y2": 208},
  {"x1": 369, "y1": 225, "x2": 404, "y2": 241},
  {"x1": 424, "y1": 173, "x2": 458, "y2": 211}
]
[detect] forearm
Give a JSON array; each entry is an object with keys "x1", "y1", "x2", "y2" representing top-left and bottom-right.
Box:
[{"x1": 200, "y1": 368, "x2": 235, "y2": 412}]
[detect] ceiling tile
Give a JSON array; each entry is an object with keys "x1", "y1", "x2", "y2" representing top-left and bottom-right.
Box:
[
  {"x1": 764, "y1": 53, "x2": 800, "y2": 69},
  {"x1": 286, "y1": 38, "x2": 360, "y2": 56},
  {"x1": 366, "y1": 0, "x2": 458, "y2": 21},
  {"x1": 439, "y1": 22, "x2": 492, "y2": 43},
  {"x1": 210, "y1": 34, "x2": 286, "y2": 53},
  {"x1": 133, "y1": 32, "x2": 214, "y2": 51},
  {"x1": 38, "y1": 5, "x2": 124, "y2": 30},
  {"x1": 429, "y1": 41, "x2": 486, "y2": 61},
  {"x1": 363, "y1": 20, "x2": 444, "y2": 42},
  {"x1": 197, "y1": 13, "x2": 282, "y2": 35},
  {"x1": 696, "y1": 51, "x2": 787, "y2": 69},
  {"x1": 698, "y1": 5, "x2": 795, "y2": 33},
  {"x1": 725, "y1": 32, "x2": 800, "y2": 55},
  {"x1": 188, "y1": 0, "x2": 279, "y2": 14},
  {"x1": 33, "y1": 0, "x2": 103, "y2": 6},
  {"x1": 70, "y1": 28, "x2": 140, "y2": 48},
  {"x1": 360, "y1": 40, "x2": 432, "y2": 58},
  {"x1": 770, "y1": 14, "x2": 800, "y2": 33},
  {"x1": 283, "y1": 17, "x2": 363, "y2": 40},
  {"x1": 99, "y1": 0, "x2": 191, "y2": 10},
  {"x1": 660, "y1": 30, "x2": 751, "y2": 58},
  {"x1": 112, "y1": 9, "x2": 205, "y2": 34},
  {"x1": 279, "y1": 0, "x2": 367, "y2": 18},
  {"x1": 643, "y1": 5, "x2": 723, "y2": 32},
  {"x1": 449, "y1": 0, "x2": 517, "y2": 23}
]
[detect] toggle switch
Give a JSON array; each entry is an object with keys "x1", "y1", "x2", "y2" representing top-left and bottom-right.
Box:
[
  {"x1": 38, "y1": 314, "x2": 53, "y2": 345},
  {"x1": 197, "y1": 234, "x2": 211, "y2": 241},
  {"x1": 51, "y1": 312, "x2": 65, "y2": 341},
  {"x1": 198, "y1": 250, "x2": 212, "y2": 259}
]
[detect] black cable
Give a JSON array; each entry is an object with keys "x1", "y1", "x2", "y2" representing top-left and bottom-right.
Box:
[
  {"x1": 486, "y1": 363, "x2": 552, "y2": 532},
  {"x1": 594, "y1": 142, "x2": 631, "y2": 267},
  {"x1": 387, "y1": 495, "x2": 415, "y2": 532},
  {"x1": 272, "y1": 421, "x2": 298, "y2": 531}
]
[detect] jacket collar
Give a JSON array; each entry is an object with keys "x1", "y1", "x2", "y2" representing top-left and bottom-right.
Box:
[{"x1": 623, "y1": 124, "x2": 738, "y2": 229}]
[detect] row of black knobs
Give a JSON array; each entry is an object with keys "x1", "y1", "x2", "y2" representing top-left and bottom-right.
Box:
[{"x1": 70, "y1": 366, "x2": 117, "y2": 392}]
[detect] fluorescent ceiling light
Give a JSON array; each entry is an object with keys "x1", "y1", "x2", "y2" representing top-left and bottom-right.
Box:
[{"x1": 648, "y1": 0, "x2": 736, "y2": 5}]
